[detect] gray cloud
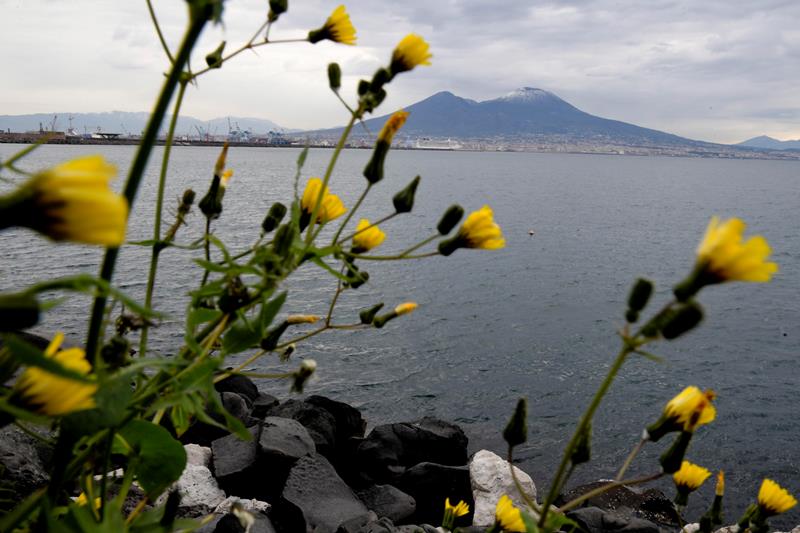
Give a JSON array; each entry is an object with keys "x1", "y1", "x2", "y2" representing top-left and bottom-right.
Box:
[{"x1": 0, "y1": 0, "x2": 798, "y2": 142}]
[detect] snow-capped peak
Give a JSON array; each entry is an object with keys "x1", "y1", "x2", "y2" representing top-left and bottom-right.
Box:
[{"x1": 499, "y1": 87, "x2": 554, "y2": 102}]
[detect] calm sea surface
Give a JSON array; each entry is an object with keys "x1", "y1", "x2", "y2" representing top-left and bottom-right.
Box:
[{"x1": 1, "y1": 144, "x2": 799, "y2": 522}]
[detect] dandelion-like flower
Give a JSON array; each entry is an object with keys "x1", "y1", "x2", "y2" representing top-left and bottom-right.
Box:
[
  {"x1": 646, "y1": 386, "x2": 716, "y2": 441},
  {"x1": 495, "y1": 495, "x2": 526, "y2": 532},
  {"x1": 14, "y1": 332, "x2": 98, "y2": 416},
  {"x1": 675, "y1": 216, "x2": 778, "y2": 301},
  {"x1": 438, "y1": 205, "x2": 505, "y2": 256},
  {"x1": 300, "y1": 178, "x2": 346, "y2": 229},
  {"x1": 673, "y1": 461, "x2": 711, "y2": 506},
  {"x1": 352, "y1": 219, "x2": 386, "y2": 253},
  {"x1": 758, "y1": 479, "x2": 797, "y2": 516},
  {"x1": 378, "y1": 110, "x2": 409, "y2": 144},
  {"x1": 3, "y1": 155, "x2": 128, "y2": 245},
  {"x1": 308, "y1": 5, "x2": 356, "y2": 45},
  {"x1": 674, "y1": 461, "x2": 711, "y2": 492},
  {"x1": 221, "y1": 169, "x2": 233, "y2": 187},
  {"x1": 441, "y1": 498, "x2": 470, "y2": 529},
  {"x1": 394, "y1": 302, "x2": 417, "y2": 316},
  {"x1": 390, "y1": 34, "x2": 432, "y2": 76}
]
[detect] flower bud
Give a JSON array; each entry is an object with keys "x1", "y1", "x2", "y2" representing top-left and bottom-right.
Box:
[
  {"x1": 357, "y1": 79, "x2": 370, "y2": 96},
  {"x1": 571, "y1": 423, "x2": 592, "y2": 465},
  {"x1": 0, "y1": 293, "x2": 40, "y2": 331},
  {"x1": 273, "y1": 223, "x2": 296, "y2": 257},
  {"x1": 437, "y1": 205, "x2": 464, "y2": 235},
  {"x1": 199, "y1": 175, "x2": 223, "y2": 220},
  {"x1": 268, "y1": 0, "x2": 288, "y2": 22},
  {"x1": 327, "y1": 62, "x2": 341, "y2": 92},
  {"x1": 359, "y1": 303, "x2": 384, "y2": 324},
  {"x1": 286, "y1": 314, "x2": 320, "y2": 325},
  {"x1": 363, "y1": 142, "x2": 389, "y2": 184},
  {"x1": 627, "y1": 278, "x2": 654, "y2": 313},
  {"x1": 370, "y1": 67, "x2": 391, "y2": 92},
  {"x1": 291, "y1": 359, "x2": 317, "y2": 393},
  {"x1": 100, "y1": 335, "x2": 130, "y2": 370},
  {"x1": 661, "y1": 302, "x2": 703, "y2": 340},
  {"x1": 394, "y1": 302, "x2": 418, "y2": 315},
  {"x1": 261, "y1": 202, "x2": 287, "y2": 234},
  {"x1": 503, "y1": 398, "x2": 527, "y2": 448},
  {"x1": 182, "y1": 188, "x2": 196, "y2": 206},
  {"x1": 393, "y1": 176, "x2": 421, "y2": 213},
  {"x1": 660, "y1": 431, "x2": 693, "y2": 474},
  {"x1": 346, "y1": 265, "x2": 369, "y2": 289},
  {"x1": 205, "y1": 41, "x2": 226, "y2": 69},
  {"x1": 261, "y1": 321, "x2": 290, "y2": 350}
]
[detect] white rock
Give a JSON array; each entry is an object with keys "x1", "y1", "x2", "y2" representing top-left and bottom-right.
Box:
[
  {"x1": 156, "y1": 464, "x2": 226, "y2": 516},
  {"x1": 184, "y1": 444, "x2": 212, "y2": 467},
  {"x1": 682, "y1": 523, "x2": 700, "y2": 533},
  {"x1": 469, "y1": 449, "x2": 537, "y2": 527},
  {"x1": 714, "y1": 526, "x2": 740, "y2": 533},
  {"x1": 214, "y1": 496, "x2": 271, "y2": 515}
]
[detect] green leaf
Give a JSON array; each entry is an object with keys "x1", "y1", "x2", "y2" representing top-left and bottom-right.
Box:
[
  {"x1": 310, "y1": 257, "x2": 351, "y2": 281},
  {"x1": 187, "y1": 307, "x2": 222, "y2": 331},
  {"x1": 222, "y1": 316, "x2": 262, "y2": 355},
  {"x1": 28, "y1": 275, "x2": 159, "y2": 320},
  {"x1": 113, "y1": 420, "x2": 187, "y2": 498},
  {"x1": 521, "y1": 509, "x2": 540, "y2": 533},
  {"x1": 193, "y1": 259, "x2": 229, "y2": 273},
  {"x1": 1, "y1": 335, "x2": 93, "y2": 383},
  {"x1": 61, "y1": 375, "x2": 133, "y2": 436},
  {"x1": 260, "y1": 291, "x2": 287, "y2": 330}
]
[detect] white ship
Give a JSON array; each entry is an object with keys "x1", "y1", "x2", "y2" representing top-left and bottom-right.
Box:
[{"x1": 414, "y1": 138, "x2": 463, "y2": 150}]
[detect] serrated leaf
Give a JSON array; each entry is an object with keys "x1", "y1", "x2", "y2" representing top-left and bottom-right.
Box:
[{"x1": 113, "y1": 420, "x2": 187, "y2": 498}]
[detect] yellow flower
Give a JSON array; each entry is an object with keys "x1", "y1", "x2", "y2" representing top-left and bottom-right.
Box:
[
  {"x1": 664, "y1": 386, "x2": 716, "y2": 432},
  {"x1": 390, "y1": 34, "x2": 432, "y2": 75},
  {"x1": 286, "y1": 314, "x2": 320, "y2": 325},
  {"x1": 673, "y1": 461, "x2": 711, "y2": 492},
  {"x1": 378, "y1": 110, "x2": 409, "y2": 144},
  {"x1": 75, "y1": 493, "x2": 101, "y2": 509},
  {"x1": 352, "y1": 219, "x2": 386, "y2": 252},
  {"x1": 221, "y1": 169, "x2": 233, "y2": 187},
  {"x1": 16, "y1": 155, "x2": 128, "y2": 245},
  {"x1": 309, "y1": 5, "x2": 356, "y2": 45},
  {"x1": 444, "y1": 498, "x2": 470, "y2": 518},
  {"x1": 14, "y1": 332, "x2": 98, "y2": 416},
  {"x1": 697, "y1": 216, "x2": 778, "y2": 282},
  {"x1": 460, "y1": 205, "x2": 506, "y2": 249},
  {"x1": 300, "y1": 178, "x2": 347, "y2": 226},
  {"x1": 394, "y1": 302, "x2": 418, "y2": 316},
  {"x1": 495, "y1": 495, "x2": 526, "y2": 532},
  {"x1": 716, "y1": 470, "x2": 725, "y2": 496},
  {"x1": 758, "y1": 479, "x2": 797, "y2": 516}
]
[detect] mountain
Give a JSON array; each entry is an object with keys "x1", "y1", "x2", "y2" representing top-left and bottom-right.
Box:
[
  {"x1": 0, "y1": 111, "x2": 288, "y2": 136},
  {"x1": 737, "y1": 135, "x2": 800, "y2": 151},
  {"x1": 314, "y1": 87, "x2": 703, "y2": 147}
]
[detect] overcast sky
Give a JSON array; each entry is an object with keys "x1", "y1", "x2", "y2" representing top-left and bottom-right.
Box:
[{"x1": 1, "y1": 0, "x2": 799, "y2": 143}]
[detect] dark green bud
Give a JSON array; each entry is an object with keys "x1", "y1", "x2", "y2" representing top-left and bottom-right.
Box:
[
  {"x1": 627, "y1": 278, "x2": 654, "y2": 313},
  {"x1": 370, "y1": 68, "x2": 391, "y2": 92},
  {"x1": 101, "y1": 335, "x2": 130, "y2": 370},
  {"x1": 659, "y1": 431, "x2": 693, "y2": 474},
  {"x1": 625, "y1": 309, "x2": 640, "y2": 323},
  {"x1": 357, "y1": 80, "x2": 370, "y2": 96},
  {"x1": 273, "y1": 223, "x2": 296, "y2": 257},
  {"x1": 661, "y1": 302, "x2": 703, "y2": 340},
  {"x1": 268, "y1": 0, "x2": 288, "y2": 22},
  {"x1": 346, "y1": 267, "x2": 369, "y2": 289},
  {"x1": 359, "y1": 303, "x2": 384, "y2": 324},
  {"x1": 363, "y1": 141, "x2": 390, "y2": 184},
  {"x1": 205, "y1": 41, "x2": 226, "y2": 69},
  {"x1": 438, "y1": 236, "x2": 463, "y2": 257},
  {"x1": 327, "y1": 62, "x2": 341, "y2": 92},
  {"x1": 393, "y1": 175, "x2": 421, "y2": 213},
  {"x1": 260, "y1": 321, "x2": 290, "y2": 350},
  {"x1": 571, "y1": 423, "x2": 592, "y2": 465},
  {"x1": 262, "y1": 202, "x2": 287, "y2": 234},
  {"x1": 0, "y1": 293, "x2": 40, "y2": 331},
  {"x1": 218, "y1": 277, "x2": 248, "y2": 313},
  {"x1": 362, "y1": 88, "x2": 386, "y2": 113},
  {"x1": 502, "y1": 398, "x2": 528, "y2": 448},
  {"x1": 199, "y1": 175, "x2": 223, "y2": 220},
  {"x1": 372, "y1": 311, "x2": 398, "y2": 328},
  {"x1": 437, "y1": 205, "x2": 464, "y2": 235},
  {"x1": 182, "y1": 189, "x2": 196, "y2": 206},
  {"x1": 639, "y1": 306, "x2": 677, "y2": 339}
]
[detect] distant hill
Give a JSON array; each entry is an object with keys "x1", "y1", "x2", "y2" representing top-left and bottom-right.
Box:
[
  {"x1": 0, "y1": 111, "x2": 288, "y2": 137},
  {"x1": 312, "y1": 87, "x2": 706, "y2": 148},
  {"x1": 737, "y1": 135, "x2": 800, "y2": 151}
]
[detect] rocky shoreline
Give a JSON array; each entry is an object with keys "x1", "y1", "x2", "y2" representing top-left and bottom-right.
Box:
[{"x1": 2, "y1": 373, "x2": 799, "y2": 533}]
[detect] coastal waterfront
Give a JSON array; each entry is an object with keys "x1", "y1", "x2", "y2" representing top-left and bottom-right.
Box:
[{"x1": 1, "y1": 144, "x2": 798, "y2": 522}]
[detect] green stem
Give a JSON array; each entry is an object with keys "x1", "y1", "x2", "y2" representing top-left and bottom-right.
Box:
[
  {"x1": 85, "y1": 12, "x2": 209, "y2": 363},
  {"x1": 190, "y1": 19, "x2": 270, "y2": 79},
  {"x1": 346, "y1": 251, "x2": 438, "y2": 261},
  {"x1": 538, "y1": 345, "x2": 633, "y2": 527},
  {"x1": 139, "y1": 80, "x2": 188, "y2": 358},
  {"x1": 399, "y1": 234, "x2": 438, "y2": 256},
  {"x1": 146, "y1": 0, "x2": 174, "y2": 64},
  {"x1": 305, "y1": 114, "x2": 358, "y2": 246},
  {"x1": 508, "y1": 446, "x2": 541, "y2": 513},
  {"x1": 557, "y1": 472, "x2": 663, "y2": 514},
  {"x1": 201, "y1": 217, "x2": 212, "y2": 287},
  {"x1": 616, "y1": 436, "x2": 648, "y2": 481},
  {"x1": 331, "y1": 183, "x2": 371, "y2": 245}
]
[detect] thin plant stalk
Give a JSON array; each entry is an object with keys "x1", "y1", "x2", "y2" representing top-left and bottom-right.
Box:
[{"x1": 331, "y1": 183, "x2": 371, "y2": 245}]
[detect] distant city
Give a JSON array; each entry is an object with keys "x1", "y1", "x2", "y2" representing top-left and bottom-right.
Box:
[{"x1": 2, "y1": 88, "x2": 799, "y2": 160}]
